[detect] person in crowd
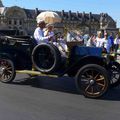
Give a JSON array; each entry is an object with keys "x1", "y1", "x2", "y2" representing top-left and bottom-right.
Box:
[
  {"x1": 83, "y1": 34, "x2": 90, "y2": 46},
  {"x1": 76, "y1": 31, "x2": 84, "y2": 41},
  {"x1": 107, "y1": 32, "x2": 114, "y2": 53},
  {"x1": 96, "y1": 32, "x2": 103, "y2": 47},
  {"x1": 86, "y1": 34, "x2": 96, "y2": 47},
  {"x1": 114, "y1": 33, "x2": 120, "y2": 53},
  {"x1": 34, "y1": 19, "x2": 53, "y2": 44},
  {"x1": 102, "y1": 32, "x2": 109, "y2": 53}
]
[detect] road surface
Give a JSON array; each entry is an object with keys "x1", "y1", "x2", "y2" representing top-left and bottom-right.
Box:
[{"x1": 0, "y1": 74, "x2": 120, "y2": 120}]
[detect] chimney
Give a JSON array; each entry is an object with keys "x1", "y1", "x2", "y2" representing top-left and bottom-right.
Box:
[
  {"x1": 68, "y1": 10, "x2": 71, "y2": 20},
  {"x1": 76, "y1": 11, "x2": 79, "y2": 18},
  {"x1": 61, "y1": 10, "x2": 64, "y2": 17},
  {"x1": 89, "y1": 12, "x2": 92, "y2": 19},
  {"x1": 82, "y1": 11, "x2": 85, "y2": 20},
  {"x1": 89, "y1": 12, "x2": 92, "y2": 23},
  {"x1": 35, "y1": 8, "x2": 39, "y2": 16}
]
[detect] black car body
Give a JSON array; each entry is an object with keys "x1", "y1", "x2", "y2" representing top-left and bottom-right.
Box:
[{"x1": 0, "y1": 35, "x2": 119, "y2": 98}]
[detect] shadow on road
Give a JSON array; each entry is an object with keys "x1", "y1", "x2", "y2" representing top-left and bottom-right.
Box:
[
  {"x1": 101, "y1": 87, "x2": 120, "y2": 101},
  {"x1": 12, "y1": 75, "x2": 120, "y2": 101},
  {"x1": 13, "y1": 76, "x2": 78, "y2": 94}
]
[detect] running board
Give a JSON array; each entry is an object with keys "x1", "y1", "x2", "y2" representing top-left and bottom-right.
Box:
[{"x1": 16, "y1": 70, "x2": 58, "y2": 78}]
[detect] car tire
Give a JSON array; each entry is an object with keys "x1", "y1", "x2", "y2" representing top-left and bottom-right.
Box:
[
  {"x1": 0, "y1": 58, "x2": 16, "y2": 83},
  {"x1": 32, "y1": 43, "x2": 61, "y2": 73},
  {"x1": 75, "y1": 64, "x2": 109, "y2": 98}
]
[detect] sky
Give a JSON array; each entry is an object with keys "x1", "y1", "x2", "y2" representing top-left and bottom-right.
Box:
[{"x1": 2, "y1": 0, "x2": 120, "y2": 27}]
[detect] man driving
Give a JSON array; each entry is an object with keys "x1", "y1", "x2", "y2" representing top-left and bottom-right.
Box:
[{"x1": 34, "y1": 19, "x2": 53, "y2": 44}]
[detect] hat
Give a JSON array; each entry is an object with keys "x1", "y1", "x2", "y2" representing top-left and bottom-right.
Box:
[
  {"x1": 37, "y1": 19, "x2": 44, "y2": 24},
  {"x1": 46, "y1": 23, "x2": 54, "y2": 27}
]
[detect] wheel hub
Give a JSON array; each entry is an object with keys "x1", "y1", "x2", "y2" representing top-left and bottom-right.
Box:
[{"x1": 89, "y1": 79, "x2": 95, "y2": 85}]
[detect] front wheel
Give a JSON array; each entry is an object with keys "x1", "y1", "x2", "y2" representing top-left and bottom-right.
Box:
[
  {"x1": 75, "y1": 64, "x2": 109, "y2": 98},
  {"x1": 0, "y1": 58, "x2": 16, "y2": 83}
]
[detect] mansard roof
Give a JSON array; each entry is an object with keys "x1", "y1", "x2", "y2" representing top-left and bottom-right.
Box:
[
  {"x1": 23, "y1": 8, "x2": 36, "y2": 19},
  {"x1": 0, "y1": 4, "x2": 116, "y2": 24},
  {"x1": 52, "y1": 10, "x2": 115, "y2": 23}
]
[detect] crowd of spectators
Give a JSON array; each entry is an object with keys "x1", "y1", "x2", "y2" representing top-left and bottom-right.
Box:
[
  {"x1": 66, "y1": 31, "x2": 120, "y2": 54},
  {"x1": 33, "y1": 19, "x2": 120, "y2": 55}
]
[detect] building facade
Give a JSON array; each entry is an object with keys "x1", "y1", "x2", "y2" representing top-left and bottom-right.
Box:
[{"x1": 0, "y1": 0, "x2": 118, "y2": 36}]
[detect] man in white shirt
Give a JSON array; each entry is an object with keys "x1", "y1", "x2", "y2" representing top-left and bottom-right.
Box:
[{"x1": 34, "y1": 19, "x2": 53, "y2": 44}]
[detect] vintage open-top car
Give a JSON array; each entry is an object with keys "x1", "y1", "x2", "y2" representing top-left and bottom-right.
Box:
[{"x1": 0, "y1": 34, "x2": 120, "y2": 98}]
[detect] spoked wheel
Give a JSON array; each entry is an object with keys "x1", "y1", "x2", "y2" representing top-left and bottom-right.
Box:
[
  {"x1": 76, "y1": 64, "x2": 109, "y2": 98},
  {"x1": 0, "y1": 59, "x2": 16, "y2": 83},
  {"x1": 108, "y1": 61, "x2": 120, "y2": 88}
]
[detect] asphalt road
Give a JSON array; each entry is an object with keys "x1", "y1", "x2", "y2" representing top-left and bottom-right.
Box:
[{"x1": 0, "y1": 74, "x2": 120, "y2": 120}]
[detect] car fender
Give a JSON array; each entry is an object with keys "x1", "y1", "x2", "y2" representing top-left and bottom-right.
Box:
[
  {"x1": 64, "y1": 55, "x2": 107, "y2": 77},
  {"x1": 0, "y1": 53, "x2": 14, "y2": 60},
  {"x1": 77, "y1": 55, "x2": 107, "y2": 66},
  {"x1": 0, "y1": 53, "x2": 16, "y2": 66}
]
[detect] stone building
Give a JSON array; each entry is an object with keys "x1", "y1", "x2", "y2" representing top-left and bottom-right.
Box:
[{"x1": 0, "y1": 0, "x2": 118, "y2": 36}]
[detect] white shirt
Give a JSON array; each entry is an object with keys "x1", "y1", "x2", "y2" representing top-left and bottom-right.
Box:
[
  {"x1": 96, "y1": 37, "x2": 104, "y2": 47},
  {"x1": 114, "y1": 38, "x2": 120, "y2": 45},
  {"x1": 114, "y1": 38, "x2": 117, "y2": 44},
  {"x1": 34, "y1": 27, "x2": 49, "y2": 44}
]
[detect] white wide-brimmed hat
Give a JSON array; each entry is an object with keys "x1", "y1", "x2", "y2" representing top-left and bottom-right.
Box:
[
  {"x1": 46, "y1": 23, "x2": 54, "y2": 27},
  {"x1": 37, "y1": 19, "x2": 44, "y2": 24}
]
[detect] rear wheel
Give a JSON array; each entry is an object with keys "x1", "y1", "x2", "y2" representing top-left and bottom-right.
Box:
[
  {"x1": 75, "y1": 64, "x2": 109, "y2": 98},
  {"x1": 0, "y1": 58, "x2": 16, "y2": 83}
]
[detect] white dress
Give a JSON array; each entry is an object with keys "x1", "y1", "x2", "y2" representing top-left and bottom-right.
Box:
[{"x1": 44, "y1": 31, "x2": 68, "y2": 57}]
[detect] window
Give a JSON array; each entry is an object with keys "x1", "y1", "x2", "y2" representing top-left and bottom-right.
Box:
[
  {"x1": 19, "y1": 27, "x2": 22, "y2": 29},
  {"x1": 9, "y1": 26, "x2": 11, "y2": 29},
  {"x1": 20, "y1": 31, "x2": 23, "y2": 35},
  {"x1": 19, "y1": 20, "x2": 22, "y2": 25},
  {"x1": 9, "y1": 20, "x2": 11, "y2": 24},
  {"x1": 14, "y1": 20, "x2": 17, "y2": 25}
]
